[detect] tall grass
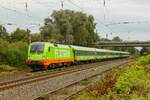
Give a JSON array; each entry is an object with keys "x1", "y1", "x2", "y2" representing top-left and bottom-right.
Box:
[{"x1": 76, "y1": 55, "x2": 150, "y2": 100}]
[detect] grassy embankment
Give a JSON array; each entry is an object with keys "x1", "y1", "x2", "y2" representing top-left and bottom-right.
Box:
[
  {"x1": 76, "y1": 55, "x2": 150, "y2": 100},
  {"x1": 0, "y1": 65, "x2": 17, "y2": 76}
]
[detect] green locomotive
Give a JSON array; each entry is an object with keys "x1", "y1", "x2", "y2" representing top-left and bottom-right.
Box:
[{"x1": 26, "y1": 42, "x2": 129, "y2": 69}]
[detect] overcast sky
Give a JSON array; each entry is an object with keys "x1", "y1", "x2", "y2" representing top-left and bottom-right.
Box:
[{"x1": 0, "y1": 0, "x2": 150, "y2": 41}]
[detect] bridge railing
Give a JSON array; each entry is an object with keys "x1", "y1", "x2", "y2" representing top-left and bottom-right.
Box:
[{"x1": 94, "y1": 41, "x2": 150, "y2": 47}]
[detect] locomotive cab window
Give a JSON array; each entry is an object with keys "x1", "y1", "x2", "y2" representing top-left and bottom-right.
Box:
[{"x1": 30, "y1": 43, "x2": 44, "y2": 53}]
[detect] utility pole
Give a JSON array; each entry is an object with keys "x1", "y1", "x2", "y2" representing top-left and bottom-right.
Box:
[
  {"x1": 103, "y1": 0, "x2": 106, "y2": 21},
  {"x1": 61, "y1": 1, "x2": 64, "y2": 9},
  {"x1": 26, "y1": 28, "x2": 31, "y2": 44},
  {"x1": 25, "y1": 2, "x2": 28, "y2": 11},
  {"x1": 103, "y1": 0, "x2": 106, "y2": 7},
  {"x1": 106, "y1": 34, "x2": 108, "y2": 39}
]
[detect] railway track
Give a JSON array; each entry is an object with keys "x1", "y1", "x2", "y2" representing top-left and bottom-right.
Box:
[
  {"x1": 0, "y1": 58, "x2": 129, "y2": 90},
  {"x1": 0, "y1": 60, "x2": 114, "y2": 85},
  {"x1": 63, "y1": 63, "x2": 128, "y2": 100},
  {"x1": 38, "y1": 59, "x2": 131, "y2": 100},
  {"x1": 0, "y1": 58, "x2": 133, "y2": 100}
]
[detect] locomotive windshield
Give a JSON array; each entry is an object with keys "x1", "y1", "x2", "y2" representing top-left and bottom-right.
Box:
[{"x1": 30, "y1": 43, "x2": 44, "y2": 53}]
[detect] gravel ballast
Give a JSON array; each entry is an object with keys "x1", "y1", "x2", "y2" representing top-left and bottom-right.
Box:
[{"x1": 0, "y1": 60, "x2": 130, "y2": 100}]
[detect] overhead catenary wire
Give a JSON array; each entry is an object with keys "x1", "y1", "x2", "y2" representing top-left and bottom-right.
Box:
[
  {"x1": 0, "y1": 1, "x2": 43, "y2": 32},
  {"x1": 0, "y1": 0, "x2": 114, "y2": 34},
  {"x1": 103, "y1": 0, "x2": 106, "y2": 7},
  {"x1": 0, "y1": 2, "x2": 43, "y2": 30},
  {"x1": 106, "y1": 21, "x2": 150, "y2": 26},
  {"x1": 1, "y1": 0, "x2": 149, "y2": 36},
  {"x1": 67, "y1": 0, "x2": 114, "y2": 34},
  {"x1": 25, "y1": 2, "x2": 28, "y2": 11},
  {"x1": 94, "y1": 17, "x2": 114, "y2": 33},
  {"x1": 0, "y1": 3, "x2": 42, "y2": 21},
  {"x1": 32, "y1": 1, "x2": 58, "y2": 8},
  {"x1": 67, "y1": 0, "x2": 84, "y2": 11},
  {"x1": 61, "y1": 1, "x2": 64, "y2": 9},
  {"x1": 0, "y1": 22, "x2": 41, "y2": 28}
]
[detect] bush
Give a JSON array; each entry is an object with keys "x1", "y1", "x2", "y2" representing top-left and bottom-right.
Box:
[
  {"x1": 0, "y1": 38, "x2": 28, "y2": 69},
  {"x1": 112, "y1": 65, "x2": 150, "y2": 99},
  {"x1": 77, "y1": 91, "x2": 101, "y2": 100},
  {"x1": 104, "y1": 56, "x2": 150, "y2": 100},
  {"x1": 137, "y1": 54, "x2": 150, "y2": 65},
  {"x1": 76, "y1": 55, "x2": 150, "y2": 100}
]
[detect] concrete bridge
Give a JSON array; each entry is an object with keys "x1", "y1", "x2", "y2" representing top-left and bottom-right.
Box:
[{"x1": 95, "y1": 41, "x2": 150, "y2": 47}]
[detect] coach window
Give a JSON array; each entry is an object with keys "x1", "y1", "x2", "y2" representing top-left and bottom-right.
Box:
[{"x1": 102, "y1": 52, "x2": 105, "y2": 55}]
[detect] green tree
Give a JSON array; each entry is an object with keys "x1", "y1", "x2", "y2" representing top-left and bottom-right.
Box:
[
  {"x1": 31, "y1": 33, "x2": 41, "y2": 42},
  {"x1": 0, "y1": 38, "x2": 28, "y2": 68},
  {"x1": 0, "y1": 25, "x2": 8, "y2": 40},
  {"x1": 40, "y1": 10, "x2": 99, "y2": 46},
  {"x1": 112, "y1": 36, "x2": 123, "y2": 51},
  {"x1": 11, "y1": 28, "x2": 30, "y2": 43},
  {"x1": 140, "y1": 47, "x2": 149, "y2": 55},
  {"x1": 112, "y1": 36, "x2": 123, "y2": 42}
]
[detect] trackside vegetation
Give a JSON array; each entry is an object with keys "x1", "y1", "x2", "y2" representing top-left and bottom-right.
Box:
[
  {"x1": 0, "y1": 38, "x2": 28, "y2": 76},
  {"x1": 0, "y1": 9, "x2": 141, "y2": 74},
  {"x1": 76, "y1": 54, "x2": 150, "y2": 100},
  {"x1": 0, "y1": 9, "x2": 101, "y2": 72},
  {"x1": 0, "y1": 38, "x2": 28, "y2": 68},
  {"x1": 0, "y1": 65, "x2": 16, "y2": 76}
]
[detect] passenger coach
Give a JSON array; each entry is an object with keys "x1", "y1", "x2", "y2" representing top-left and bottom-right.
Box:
[{"x1": 27, "y1": 42, "x2": 129, "y2": 69}]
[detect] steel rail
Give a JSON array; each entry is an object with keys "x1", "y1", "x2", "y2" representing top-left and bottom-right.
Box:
[
  {"x1": 0, "y1": 59, "x2": 122, "y2": 86},
  {"x1": 63, "y1": 60, "x2": 131, "y2": 100},
  {"x1": 0, "y1": 58, "x2": 132, "y2": 92}
]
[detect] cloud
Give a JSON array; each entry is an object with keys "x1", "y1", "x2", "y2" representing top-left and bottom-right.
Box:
[{"x1": 0, "y1": 0, "x2": 150, "y2": 41}]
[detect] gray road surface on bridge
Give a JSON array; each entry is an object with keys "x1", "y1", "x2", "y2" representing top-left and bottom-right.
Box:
[{"x1": 96, "y1": 42, "x2": 150, "y2": 47}]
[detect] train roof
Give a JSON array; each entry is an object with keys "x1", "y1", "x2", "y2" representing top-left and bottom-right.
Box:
[
  {"x1": 31, "y1": 42, "x2": 71, "y2": 48},
  {"x1": 70, "y1": 45, "x2": 96, "y2": 51},
  {"x1": 96, "y1": 48, "x2": 129, "y2": 54},
  {"x1": 31, "y1": 42, "x2": 129, "y2": 54},
  {"x1": 71, "y1": 45, "x2": 129, "y2": 54}
]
